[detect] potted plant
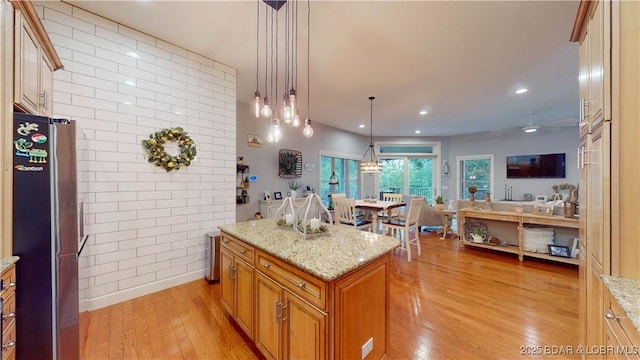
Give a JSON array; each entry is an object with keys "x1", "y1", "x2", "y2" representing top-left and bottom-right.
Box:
[
  {"x1": 288, "y1": 180, "x2": 303, "y2": 198},
  {"x1": 435, "y1": 195, "x2": 445, "y2": 210}
]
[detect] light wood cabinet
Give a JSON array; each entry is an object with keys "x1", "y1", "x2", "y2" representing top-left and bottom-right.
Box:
[
  {"x1": 12, "y1": 1, "x2": 62, "y2": 117},
  {"x1": 575, "y1": 0, "x2": 611, "y2": 139},
  {"x1": 603, "y1": 287, "x2": 640, "y2": 360},
  {"x1": 1, "y1": 264, "x2": 17, "y2": 360},
  {"x1": 573, "y1": 0, "x2": 640, "y2": 357},
  {"x1": 219, "y1": 229, "x2": 392, "y2": 359},
  {"x1": 255, "y1": 271, "x2": 326, "y2": 360},
  {"x1": 255, "y1": 252, "x2": 327, "y2": 360},
  {"x1": 220, "y1": 235, "x2": 255, "y2": 339}
]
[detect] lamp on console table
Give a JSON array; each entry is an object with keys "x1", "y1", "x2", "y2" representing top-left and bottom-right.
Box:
[{"x1": 468, "y1": 185, "x2": 477, "y2": 208}]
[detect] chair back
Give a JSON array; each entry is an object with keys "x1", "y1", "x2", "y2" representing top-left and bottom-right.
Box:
[
  {"x1": 406, "y1": 197, "x2": 423, "y2": 226},
  {"x1": 331, "y1": 193, "x2": 346, "y2": 199},
  {"x1": 333, "y1": 197, "x2": 356, "y2": 227},
  {"x1": 382, "y1": 193, "x2": 404, "y2": 202},
  {"x1": 382, "y1": 193, "x2": 404, "y2": 218}
]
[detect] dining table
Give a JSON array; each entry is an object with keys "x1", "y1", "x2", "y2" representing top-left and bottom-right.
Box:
[{"x1": 354, "y1": 199, "x2": 406, "y2": 233}]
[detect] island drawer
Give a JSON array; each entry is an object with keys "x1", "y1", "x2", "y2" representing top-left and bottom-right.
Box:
[
  {"x1": 256, "y1": 251, "x2": 326, "y2": 310},
  {"x1": 0, "y1": 265, "x2": 16, "y2": 298},
  {"x1": 2, "y1": 291, "x2": 15, "y2": 334},
  {"x1": 221, "y1": 235, "x2": 255, "y2": 265}
]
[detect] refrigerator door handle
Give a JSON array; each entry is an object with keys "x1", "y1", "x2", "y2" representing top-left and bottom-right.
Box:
[{"x1": 77, "y1": 235, "x2": 89, "y2": 259}]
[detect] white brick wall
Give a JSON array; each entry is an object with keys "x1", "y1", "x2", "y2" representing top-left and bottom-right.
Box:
[{"x1": 39, "y1": 2, "x2": 237, "y2": 311}]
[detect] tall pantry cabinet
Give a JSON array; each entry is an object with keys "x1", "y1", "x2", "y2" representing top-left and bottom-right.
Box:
[
  {"x1": 571, "y1": 0, "x2": 640, "y2": 357},
  {"x1": 0, "y1": 0, "x2": 62, "y2": 257}
]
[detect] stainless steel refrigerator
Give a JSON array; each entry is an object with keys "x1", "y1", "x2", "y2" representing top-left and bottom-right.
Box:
[{"x1": 12, "y1": 112, "x2": 79, "y2": 360}]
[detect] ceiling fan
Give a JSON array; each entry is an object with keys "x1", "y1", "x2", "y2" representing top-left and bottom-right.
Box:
[{"x1": 486, "y1": 111, "x2": 578, "y2": 137}]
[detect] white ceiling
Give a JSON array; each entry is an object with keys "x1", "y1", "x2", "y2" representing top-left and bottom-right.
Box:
[{"x1": 65, "y1": 0, "x2": 580, "y2": 137}]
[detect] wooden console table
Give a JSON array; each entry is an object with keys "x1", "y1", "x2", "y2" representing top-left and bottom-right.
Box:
[{"x1": 458, "y1": 207, "x2": 579, "y2": 265}]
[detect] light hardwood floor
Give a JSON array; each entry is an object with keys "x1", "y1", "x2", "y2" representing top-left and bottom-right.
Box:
[{"x1": 80, "y1": 232, "x2": 579, "y2": 359}]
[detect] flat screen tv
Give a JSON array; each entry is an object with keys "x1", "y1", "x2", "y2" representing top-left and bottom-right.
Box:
[{"x1": 506, "y1": 153, "x2": 566, "y2": 178}]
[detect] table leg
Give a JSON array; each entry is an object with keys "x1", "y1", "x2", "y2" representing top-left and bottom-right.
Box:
[
  {"x1": 371, "y1": 211, "x2": 378, "y2": 233},
  {"x1": 440, "y1": 214, "x2": 449, "y2": 240}
]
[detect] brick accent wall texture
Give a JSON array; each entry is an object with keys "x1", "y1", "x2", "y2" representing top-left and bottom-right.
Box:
[{"x1": 38, "y1": 2, "x2": 237, "y2": 311}]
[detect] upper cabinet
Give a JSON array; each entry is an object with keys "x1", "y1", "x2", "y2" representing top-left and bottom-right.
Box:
[
  {"x1": 12, "y1": 1, "x2": 62, "y2": 116},
  {"x1": 572, "y1": 0, "x2": 611, "y2": 139}
]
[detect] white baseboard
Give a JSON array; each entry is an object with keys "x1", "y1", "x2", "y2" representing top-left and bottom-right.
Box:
[{"x1": 79, "y1": 270, "x2": 205, "y2": 312}]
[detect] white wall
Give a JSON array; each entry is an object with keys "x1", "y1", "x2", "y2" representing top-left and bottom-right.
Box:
[
  {"x1": 39, "y1": 2, "x2": 236, "y2": 311},
  {"x1": 445, "y1": 127, "x2": 579, "y2": 201}
]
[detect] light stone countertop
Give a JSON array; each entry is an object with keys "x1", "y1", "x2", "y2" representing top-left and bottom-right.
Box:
[
  {"x1": 601, "y1": 275, "x2": 640, "y2": 334},
  {"x1": 218, "y1": 219, "x2": 400, "y2": 282},
  {"x1": 0, "y1": 256, "x2": 20, "y2": 273}
]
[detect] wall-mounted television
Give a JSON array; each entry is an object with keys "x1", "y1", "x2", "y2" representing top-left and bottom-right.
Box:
[{"x1": 506, "y1": 153, "x2": 566, "y2": 179}]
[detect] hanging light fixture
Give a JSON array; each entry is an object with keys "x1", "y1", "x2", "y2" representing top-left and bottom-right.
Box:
[
  {"x1": 361, "y1": 96, "x2": 382, "y2": 173},
  {"x1": 328, "y1": 171, "x2": 339, "y2": 185},
  {"x1": 254, "y1": 0, "x2": 310, "y2": 141}
]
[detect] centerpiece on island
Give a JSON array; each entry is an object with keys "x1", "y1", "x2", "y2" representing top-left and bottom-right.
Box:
[
  {"x1": 296, "y1": 194, "x2": 333, "y2": 240},
  {"x1": 273, "y1": 194, "x2": 332, "y2": 239},
  {"x1": 274, "y1": 197, "x2": 297, "y2": 229}
]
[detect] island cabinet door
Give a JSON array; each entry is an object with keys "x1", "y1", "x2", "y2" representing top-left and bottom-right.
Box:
[
  {"x1": 235, "y1": 258, "x2": 255, "y2": 338},
  {"x1": 220, "y1": 247, "x2": 234, "y2": 314},
  {"x1": 282, "y1": 290, "x2": 326, "y2": 360},
  {"x1": 255, "y1": 272, "x2": 283, "y2": 360}
]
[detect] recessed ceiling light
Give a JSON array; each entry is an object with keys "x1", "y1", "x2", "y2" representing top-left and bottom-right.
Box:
[
  {"x1": 523, "y1": 125, "x2": 539, "y2": 133},
  {"x1": 515, "y1": 88, "x2": 528, "y2": 95},
  {"x1": 359, "y1": 124, "x2": 365, "y2": 128},
  {"x1": 414, "y1": 130, "x2": 421, "y2": 134},
  {"x1": 419, "y1": 110, "x2": 428, "y2": 115}
]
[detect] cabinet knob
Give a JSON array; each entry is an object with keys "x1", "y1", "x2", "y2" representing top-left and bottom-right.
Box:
[
  {"x1": 2, "y1": 282, "x2": 15, "y2": 290},
  {"x1": 2, "y1": 340, "x2": 16, "y2": 350},
  {"x1": 2, "y1": 312, "x2": 16, "y2": 321},
  {"x1": 297, "y1": 282, "x2": 306, "y2": 289},
  {"x1": 262, "y1": 263, "x2": 271, "y2": 269},
  {"x1": 240, "y1": 249, "x2": 246, "y2": 255},
  {"x1": 222, "y1": 239, "x2": 229, "y2": 244},
  {"x1": 604, "y1": 311, "x2": 620, "y2": 320}
]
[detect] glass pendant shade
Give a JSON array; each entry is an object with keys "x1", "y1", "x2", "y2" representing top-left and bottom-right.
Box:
[
  {"x1": 253, "y1": 92, "x2": 261, "y2": 118},
  {"x1": 283, "y1": 94, "x2": 292, "y2": 123},
  {"x1": 360, "y1": 157, "x2": 383, "y2": 173},
  {"x1": 302, "y1": 118, "x2": 314, "y2": 138},
  {"x1": 292, "y1": 110, "x2": 300, "y2": 127},
  {"x1": 289, "y1": 91, "x2": 296, "y2": 118},
  {"x1": 261, "y1": 96, "x2": 272, "y2": 117},
  {"x1": 328, "y1": 171, "x2": 339, "y2": 185}
]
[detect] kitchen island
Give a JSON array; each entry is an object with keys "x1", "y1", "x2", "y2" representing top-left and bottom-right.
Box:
[{"x1": 218, "y1": 218, "x2": 399, "y2": 360}]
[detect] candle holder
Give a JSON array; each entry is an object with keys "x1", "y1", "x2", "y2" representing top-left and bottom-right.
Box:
[
  {"x1": 274, "y1": 196, "x2": 297, "y2": 230},
  {"x1": 295, "y1": 194, "x2": 332, "y2": 240}
]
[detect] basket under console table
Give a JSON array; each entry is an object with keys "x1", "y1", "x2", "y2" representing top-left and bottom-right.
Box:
[{"x1": 458, "y1": 207, "x2": 579, "y2": 265}]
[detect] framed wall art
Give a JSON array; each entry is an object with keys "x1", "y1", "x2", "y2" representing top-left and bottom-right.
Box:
[
  {"x1": 248, "y1": 134, "x2": 263, "y2": 148},
  {"x1": 278, "y1": 149, "x2": 302, "y2": 178}
]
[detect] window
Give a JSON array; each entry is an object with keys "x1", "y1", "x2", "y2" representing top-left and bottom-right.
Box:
[
  {"x1": 457, "y1": 154, "x2": 494, "y2": 200},
  {"x1": 380, "y1": 158, "x2": 435, "y2": 202},
  {"x1": 320, "y1": 154, "x2": 359, "y2": 204}
]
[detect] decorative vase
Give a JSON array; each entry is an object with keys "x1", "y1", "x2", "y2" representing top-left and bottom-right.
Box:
[
  {"x1": 289, "y1": 190, "x2": 297, "y2": 198},
  {"x1": 436, "y1": 204, "x2": 444, "y2": 210}
]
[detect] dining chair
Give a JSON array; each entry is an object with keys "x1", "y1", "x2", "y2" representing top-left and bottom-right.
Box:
[
  {"x1": 381, "y1": 192, "x2": 404, "y2": 218},
  {"x1": 382, "y1": 197, "x2": 423, "y2": 262},
  {"x1": 333, "y1": 198, "x2": 372, "y2": 231}
]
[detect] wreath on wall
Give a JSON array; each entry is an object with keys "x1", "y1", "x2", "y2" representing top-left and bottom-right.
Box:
[{"x1": 142, "y1": 127, "x2": 196, "y2": 172}]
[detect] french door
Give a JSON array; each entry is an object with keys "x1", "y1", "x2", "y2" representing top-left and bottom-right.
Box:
[{"x1": 379, "y1": 157, "x2": 435, "y2": 203}]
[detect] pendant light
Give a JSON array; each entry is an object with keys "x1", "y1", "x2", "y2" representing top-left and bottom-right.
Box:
[
  {"x1": 328, "y1": 171, "x2": 339, "y2": 185},
  {"x1": 253, "y1": 0, "x2": 261, "y2": 118},
  {"x1": 360, "y1": 96, "x2": 382, "y2": 173},
  {"x1": 302, "y1": 0, "x2": 313, "y2": 137}
]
